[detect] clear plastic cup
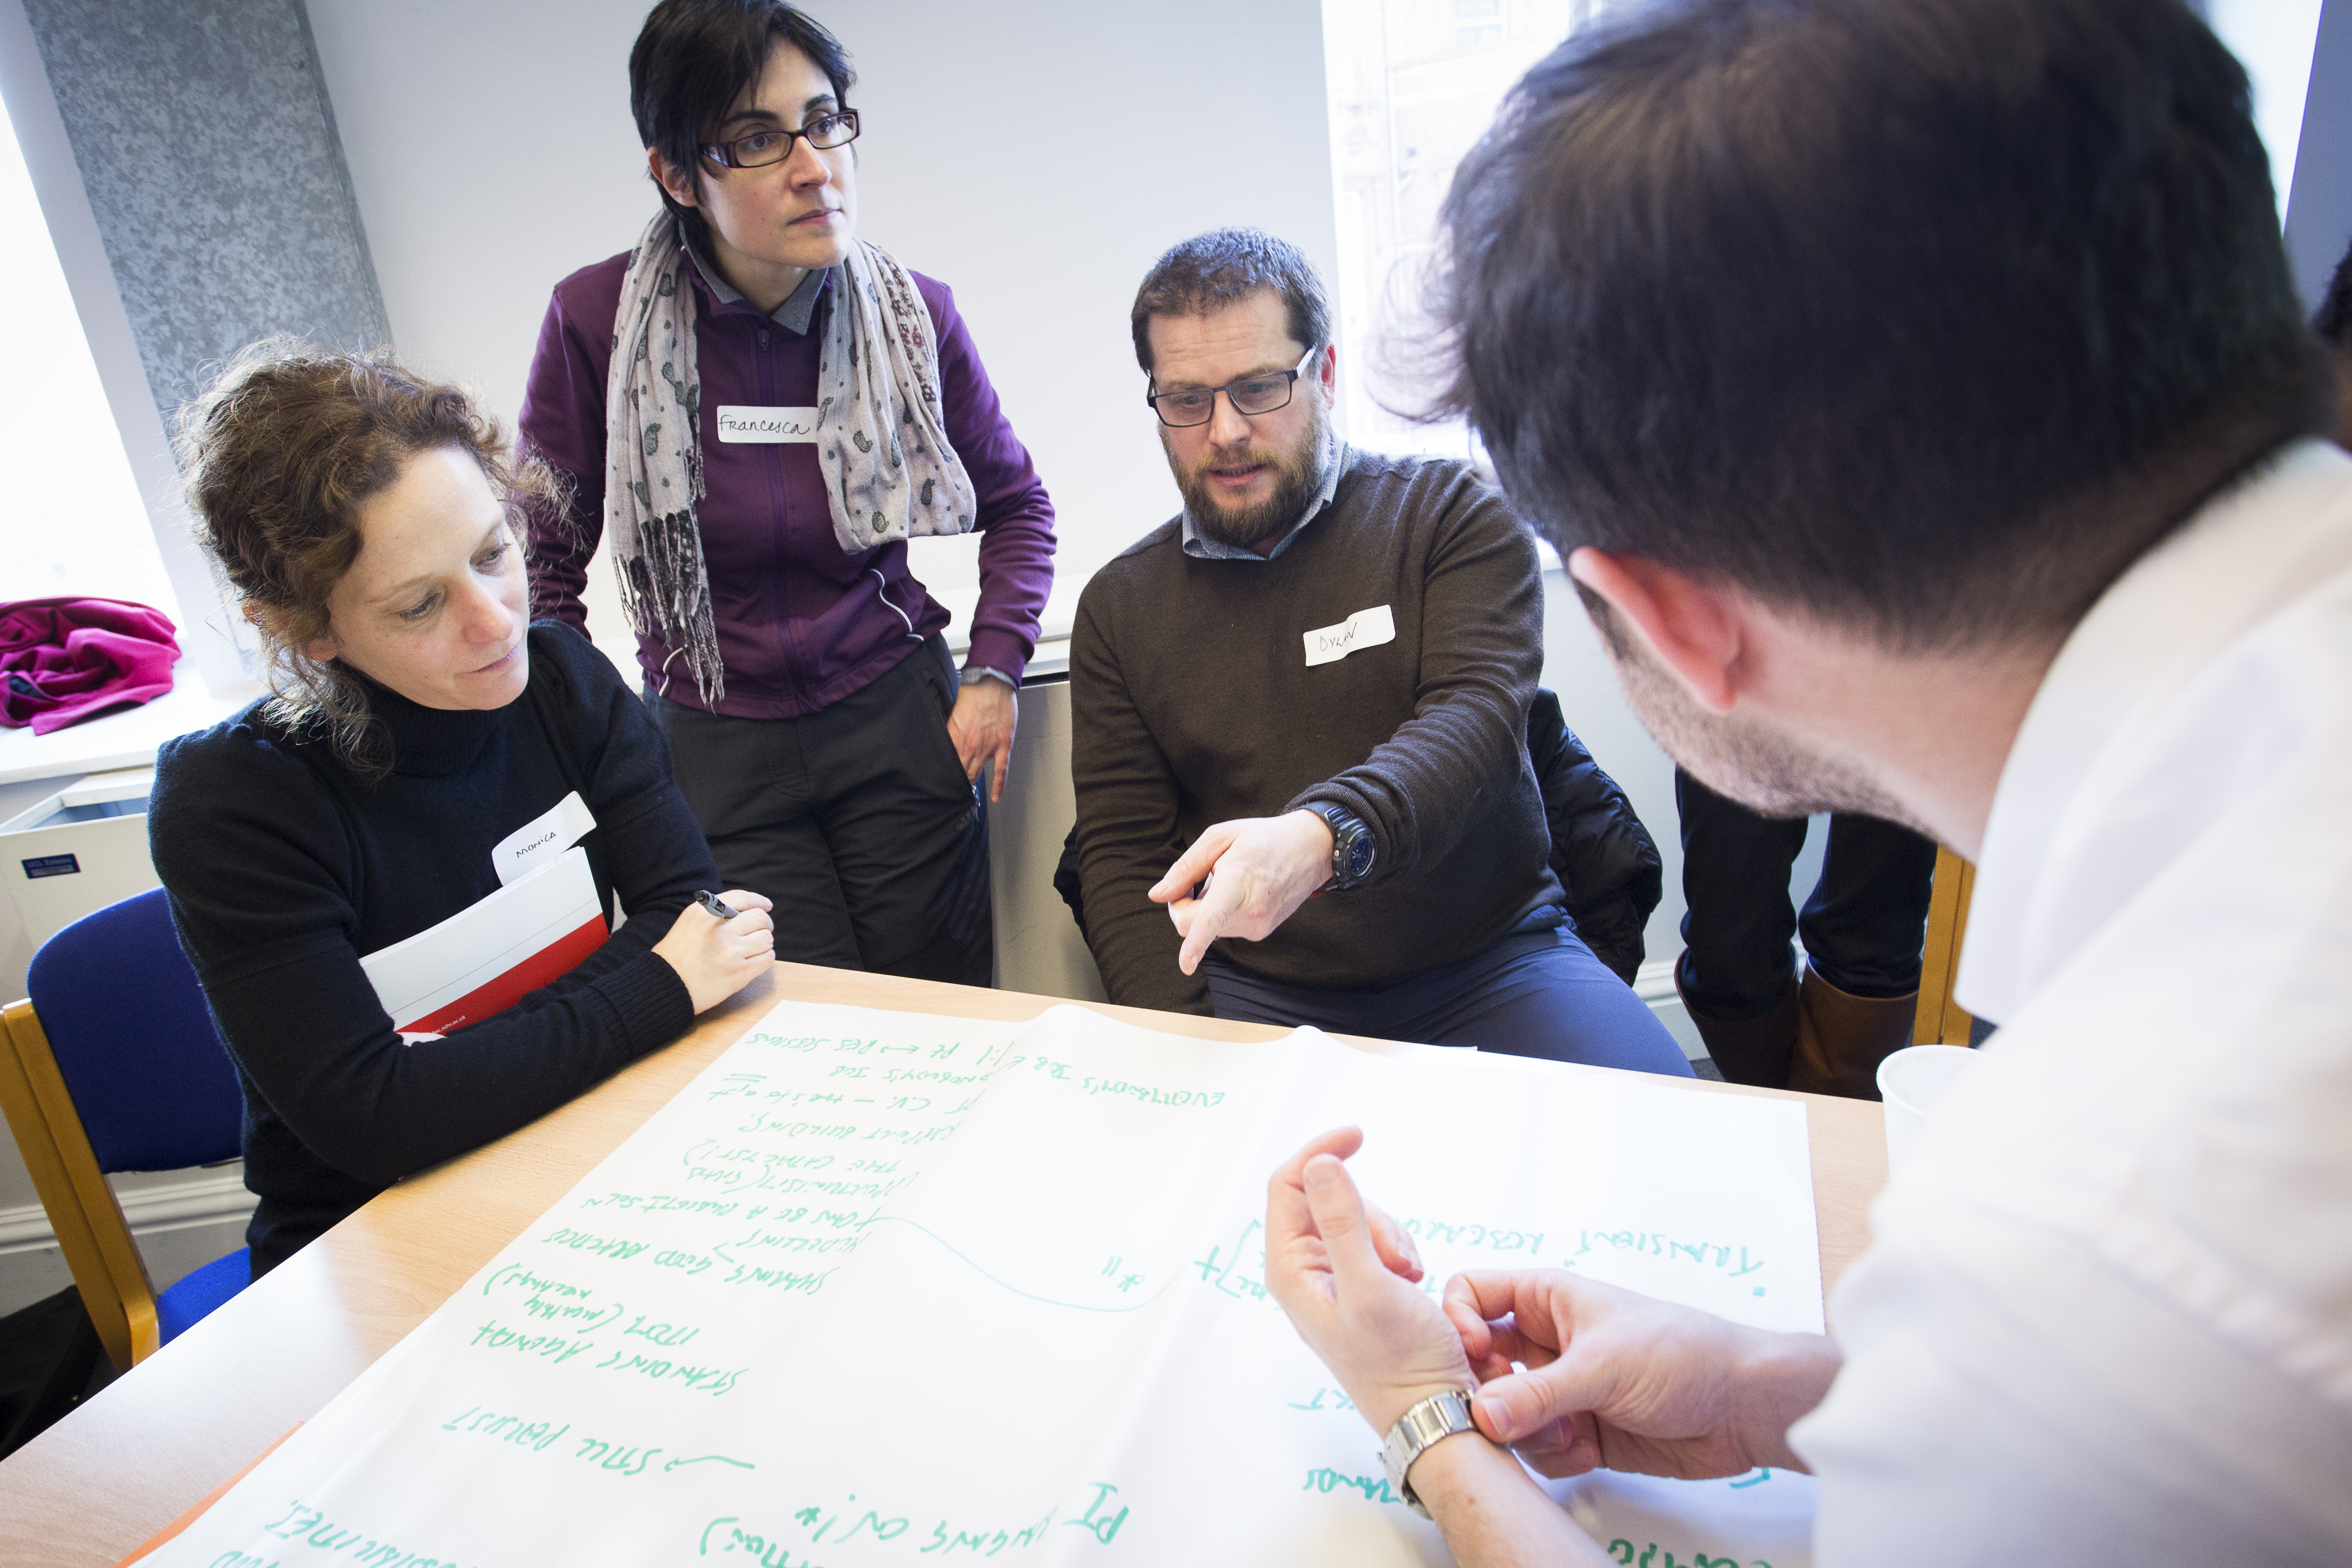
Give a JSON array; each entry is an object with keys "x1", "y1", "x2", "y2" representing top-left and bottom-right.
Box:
[{"x1": 1876, "y1": 1043, "x2": 1978, "y2": 1174}]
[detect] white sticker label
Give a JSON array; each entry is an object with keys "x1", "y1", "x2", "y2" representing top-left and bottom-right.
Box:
[
  {"x1": 491, "y1": 791, "x2": 597, "y2": 885},
  {"x1": 1303, "y1": 604, "x2": 1397, "y2": 667},
  {"x1": 714, "y1": 405, "x2": 821, "y2": 443}
]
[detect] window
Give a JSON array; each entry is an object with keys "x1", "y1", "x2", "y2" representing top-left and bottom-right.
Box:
[
  {"x1": 0, "y1": 95, "x2": 180, "y2": 622},
  {"x1": 1322, "y1": 0, "x2": 1624, "y2": 460}
]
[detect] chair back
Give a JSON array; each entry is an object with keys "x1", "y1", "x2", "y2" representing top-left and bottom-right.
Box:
[
  {"x1": 0, "y1": 887, "x2": 244, "y2": 1370},
  {"x1": 25, "y1": 887, "x2": 242, "y2": 1171}
]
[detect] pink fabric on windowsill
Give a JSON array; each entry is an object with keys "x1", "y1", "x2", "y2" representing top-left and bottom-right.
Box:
[{"x1": 0, "y1": 596, "x2": 182, "y2": 735}]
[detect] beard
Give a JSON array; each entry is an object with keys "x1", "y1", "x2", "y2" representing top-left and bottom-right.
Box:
[
  {"x1": 1167, "y1": 398, "x2": 1333, "y2": 551},
  {"x1": 1586, "y1": 590, "x2": 1923, "y2": 828}
]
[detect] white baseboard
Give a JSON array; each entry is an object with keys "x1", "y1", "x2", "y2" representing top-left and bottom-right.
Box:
[{"x1": 0, "y1": 1169, "x2": 253, "y2": 1256}]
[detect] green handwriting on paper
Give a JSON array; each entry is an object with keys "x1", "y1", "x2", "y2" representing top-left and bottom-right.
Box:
[
  {"x1": 1286, "y1": 1386, "x2": 1357, "y2": 1413},
  {"x1": 678, "y1": 1144, "x2": 921, "y2": 1199},
  {"x1": 578, "y1": 1191, "x2": 748, "y2": 1217},
  {"x1": 738, "y1": 1031, "x2": 827, "y2": 1054},
  {"x1": 587, "y1": 1346, "x2": 748, "y2": 1396},
  {"x1": 259, "y1": 1496, "x2": 479, "y2": 1565},
  {"x1": 700, "y1": 1482, "x2": 1122, "y2": 1561},
  {"x1": 441, "y1": 1403, "x2": 757, "y2": 1478},
  {"x1": 1192, "y1": 1219, "x2": 1277, "y2": 1308},
  {"x1": 1400, "y1": 1218, "x2": 1545, "y2": 1258},
  {"x1": 1079, "y1": 1076, "x2": 1225, "y2": 1109},
  {"x1": 469, "y1": 1316, "x2": 598, "y2": 1366},
  {"x1": 1061, "y1": 1483, "x2": 1127, "y2": 1544},
  {"x1": 441, "y1": 1403, "x2": 570, "y2": 1452},
  {"x1": 1565, "y1": 1231, "x2": 1766, "y2": 1281},
  {"x1": 1303, "y1": 1469, "x2": 1401, "y2": 1506},
  {"x1": 1606, "y1": 1542, "x2": 1765, "y2": 1568},
  {"x1": 480, "y1": 1264, "x2": 624, "y2": 1333}
]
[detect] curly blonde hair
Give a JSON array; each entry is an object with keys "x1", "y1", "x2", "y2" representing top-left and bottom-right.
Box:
[{"x1": 177, "y1": 340, "x2": 563, "y2": 774}]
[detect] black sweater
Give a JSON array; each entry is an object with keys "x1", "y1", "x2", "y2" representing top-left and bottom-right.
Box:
[
  {"x1": 1071, "y1": 451, "x2": 1559, "y2": 1013},
  {"x1": 150, "y1": 623, "x2": 713, "y2": 1275}
]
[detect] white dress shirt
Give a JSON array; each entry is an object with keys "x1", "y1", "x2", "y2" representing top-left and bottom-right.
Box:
[{"x1": 1790, "y1": 440, "x2": 2352, "y2": 1563}]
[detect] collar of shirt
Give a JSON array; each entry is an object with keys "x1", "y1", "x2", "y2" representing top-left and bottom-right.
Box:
[
  {"x1": 1958, "y1": 437, "x2": 2352, "y2": 1023},
  {"x1": 1179, "y1": 433, "x2": 1349, "y2": 562},
  {"x1": 683, "y1": 239, "x2": 832, "y2": 335}
]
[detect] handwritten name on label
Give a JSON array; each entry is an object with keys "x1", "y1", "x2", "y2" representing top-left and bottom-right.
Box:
[
  {"x1": 493, "y1": 790, "x2": 596, "y2": 885},
  {"x1": 716, "y1": 405, "x2": 821, "y2": 443},
  {"x1": 1302, "y1": 604, "x2": 1395, "y2": 667}
]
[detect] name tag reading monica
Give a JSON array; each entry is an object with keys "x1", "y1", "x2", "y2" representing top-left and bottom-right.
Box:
[
  {"x1": 715, "y1": 405, "x2": 820, "y2": 443},
  {"x1": 1304, "y1": 604, "x2": 1396, "y2": 667}
]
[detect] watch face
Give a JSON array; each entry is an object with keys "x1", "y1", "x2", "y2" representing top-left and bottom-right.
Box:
[{"x1": 1341, "y1": 829, "x2": 1374, "y2": 883}]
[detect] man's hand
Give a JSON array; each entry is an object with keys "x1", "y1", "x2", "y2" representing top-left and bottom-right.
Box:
[
  {"x1": 947, "y1": 678, "x2": 1016, "y2": 804},
  {"x1": 1148, "y1": 809, "x2": 1335, "y2": 975},
  {"x1": 1265, "y1": 1127, "x2": 1473, "y2": 1434},
  {"x1": 1442, "y1": 1269, "x2": 1841, "y2": 1480}
]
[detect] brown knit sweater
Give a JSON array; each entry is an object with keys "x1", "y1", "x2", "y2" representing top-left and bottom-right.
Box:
[{"x1": 1070, "y1": 451, "x2": 1560, "y2": 1013}]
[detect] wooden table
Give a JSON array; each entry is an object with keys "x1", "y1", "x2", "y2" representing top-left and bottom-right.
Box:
[{"x1": 0, "y1": 967, "x2": 1885, "y2": 1567}]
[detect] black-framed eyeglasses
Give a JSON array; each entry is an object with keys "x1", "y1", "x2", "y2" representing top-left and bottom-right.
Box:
[
  {"x1": 1146, "y1": 346, "x2": 1320, "y2": 428},
  {"x1": 701, "y1": 109, "x2": 861, "y2": 169}
]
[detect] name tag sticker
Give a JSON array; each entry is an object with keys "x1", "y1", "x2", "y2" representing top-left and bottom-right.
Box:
[
  {"x1": 492, "y1": 791, "x2": 597, "y2": 885},
  {"x1": 1303, "y1": 605, "x2": 1397, "y2": 668},
  {"x1": 714, "y1": 405, "x2": 821, "y2": 443}
]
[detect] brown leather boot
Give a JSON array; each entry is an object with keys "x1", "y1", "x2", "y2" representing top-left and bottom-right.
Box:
[
  {"x1": 1789, "y1": 961, "x2": 1920, "y2": 1100},
  {"x1": 1676, "y1": 970, "x2": 1800, "y2": 1088}
]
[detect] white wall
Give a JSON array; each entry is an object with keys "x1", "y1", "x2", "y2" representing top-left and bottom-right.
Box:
[
  {"x1": 305, "y1": 0, "x2": 1342, "y2": 647},
  {"x1": 299, "y1": 0, "x2": 1756, "y2": 988}
]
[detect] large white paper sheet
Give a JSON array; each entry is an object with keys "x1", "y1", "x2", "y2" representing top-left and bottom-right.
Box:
[{"x1": 140, "y1": 999, "x2": 1822, "y2": 1568}]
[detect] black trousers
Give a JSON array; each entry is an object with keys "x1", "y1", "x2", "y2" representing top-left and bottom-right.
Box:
[
  {"x1": 649, "y1": 636, "x2": 992, "y2": 986},
  {"x1": 1674, "y1": 768, "x2": 1935, "y2": 1019}
]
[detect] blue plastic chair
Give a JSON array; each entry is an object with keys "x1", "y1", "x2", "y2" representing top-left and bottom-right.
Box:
[{"x1": 0, "y1": 887, "x2": 249, "y2": 1371}]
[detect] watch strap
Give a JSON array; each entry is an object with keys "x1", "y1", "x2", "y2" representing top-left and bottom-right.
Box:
[
  {"x1": 1305, "y1": 801, "x2": 1375, "y2": 890},
  {"x1": 1380, "y1": 1387, "x2": 1478, "y2": 1518}
]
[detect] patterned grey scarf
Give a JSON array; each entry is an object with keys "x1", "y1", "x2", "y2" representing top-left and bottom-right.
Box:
[{"x1": 604, "y1": 212, "x2": 977, "y2": 706}]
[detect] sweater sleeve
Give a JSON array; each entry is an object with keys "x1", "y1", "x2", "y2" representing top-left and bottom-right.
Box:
[
  {"x1": 1285, "y1": 473, "x2": 1544, "y2": 885},
  {"x1": 518, "y1": 284, "x2": 611, "y2": 637},
  {"x1": 1069, "y1": 580, "x2": 1211, "y2": 1014},
  {"x1": 151, "y1": 634, "x2": 709, "y2": 1190},
  {"x1": 924, "y1": 277, "x2": 1056, "y2": 684}
]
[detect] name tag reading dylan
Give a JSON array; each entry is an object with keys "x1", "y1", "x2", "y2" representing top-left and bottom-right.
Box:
[
  {"x1": 1303, "y1": 604, "x2": 1397, "y2": 668},
  {"x1": 714, "y1": 405, "x2": 821, "y2": 444}
]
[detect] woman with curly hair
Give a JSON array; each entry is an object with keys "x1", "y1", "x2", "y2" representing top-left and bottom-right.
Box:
[{"x1": 152, "y1": 342, "x2": 774, "y2": 1277}]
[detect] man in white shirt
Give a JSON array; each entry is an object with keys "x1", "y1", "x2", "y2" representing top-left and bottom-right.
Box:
[{"x1": 1262, "y1": 0, "x2": 2352, "y2": 1560}]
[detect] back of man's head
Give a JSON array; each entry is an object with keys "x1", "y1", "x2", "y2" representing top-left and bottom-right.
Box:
[
  {"x1": 1436, "y1": 0, "x2": 2333, "y2": 653},
  {"x1": 2318, "y1": 237, "x2": 2352, "y2": 447}
]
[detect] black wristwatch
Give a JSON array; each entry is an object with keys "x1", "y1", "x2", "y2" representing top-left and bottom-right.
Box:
[{"x1": 1305, "y1": 802, "x2": 1376, "y2": 891}]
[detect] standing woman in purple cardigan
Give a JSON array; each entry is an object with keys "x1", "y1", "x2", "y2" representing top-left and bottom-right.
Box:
[{"x1": 520, "y1": 0, "x2": 1055, "y2": 985}]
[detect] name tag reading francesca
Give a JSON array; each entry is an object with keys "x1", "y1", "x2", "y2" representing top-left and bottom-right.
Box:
[
  {"x1": 714, "y1": 405, "x2": 821, "y2": 443},
  {"x1": 1303, "y1": 604, "x2": 1397, "y2": 667}
]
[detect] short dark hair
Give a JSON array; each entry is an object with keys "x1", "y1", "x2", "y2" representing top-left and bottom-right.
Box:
[
  {"x1": 1434, "y1": 0, "x2": 2332, "y2": 652},
  {"x1": 629, "y1": 0, "x2": 856, "y2": 257},
  {"x1": 2317, "y1": 236, "x2": 2352, "y2": 351},
  {"x1": 1131, "y1": 228, "x2": 1333, "y2": 377}
]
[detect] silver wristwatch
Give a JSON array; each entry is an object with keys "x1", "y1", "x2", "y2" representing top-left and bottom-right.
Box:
[{"x1": 1380, "y1": 1388, "x2": 1478, "y2": 1518}]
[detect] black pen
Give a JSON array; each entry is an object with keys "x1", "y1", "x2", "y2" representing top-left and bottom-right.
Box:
[{"x1": 696, "y1": 890, "x2": 740, "y2": 920}]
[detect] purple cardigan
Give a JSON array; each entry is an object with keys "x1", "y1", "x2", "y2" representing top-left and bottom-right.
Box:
[{"x1": 518, "y1": 252, "x2": 1056, "y2": 719}]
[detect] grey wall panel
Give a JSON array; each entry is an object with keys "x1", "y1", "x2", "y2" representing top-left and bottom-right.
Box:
[
  {"x1": 2288, "y1": 0, "x2": 2352, "y2": 309},
  {"x1": 18, "y1": 0, "x2": 387, "y2": 427}
]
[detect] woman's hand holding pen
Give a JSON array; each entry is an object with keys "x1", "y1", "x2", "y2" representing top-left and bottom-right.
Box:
[{"x1": 654, "y1": 889, "x2": 776, "y2": 1011}]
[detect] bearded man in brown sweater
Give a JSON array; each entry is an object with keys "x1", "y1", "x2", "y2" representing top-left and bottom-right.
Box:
[{"x1": 1068, "y1": 229, "x2": 1689, "y2": 1074}]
